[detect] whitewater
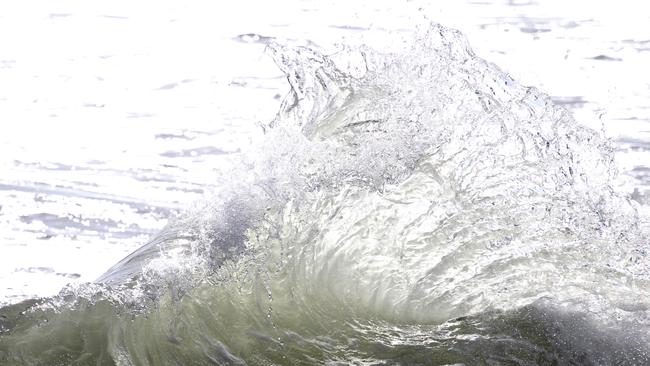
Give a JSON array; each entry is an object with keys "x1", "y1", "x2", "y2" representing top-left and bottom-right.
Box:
[{"x1": 1, "y1": 18, "x2": 649, "y2": 364}]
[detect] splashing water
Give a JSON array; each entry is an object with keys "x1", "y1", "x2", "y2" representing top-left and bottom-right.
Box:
[{"x1": 1, "y1": 23, "x2": 649, "y2": 365}]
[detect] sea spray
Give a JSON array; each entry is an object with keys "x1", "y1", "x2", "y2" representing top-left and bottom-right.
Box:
[{"x1": 1, "y1": 22, "x2": 649, "y2": 365}]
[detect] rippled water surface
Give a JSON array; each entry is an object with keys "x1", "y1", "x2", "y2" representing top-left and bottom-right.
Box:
[{"x1": 1, "y1": 1, "x2": 649, "y2": 365}]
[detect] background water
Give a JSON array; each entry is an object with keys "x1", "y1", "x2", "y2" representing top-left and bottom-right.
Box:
[{"x1": 1, "y1": 0, "x2": 649, "y2": 306}]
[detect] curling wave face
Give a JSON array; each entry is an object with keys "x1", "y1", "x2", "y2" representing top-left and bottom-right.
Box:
[{"x1": 1, "y1": 23, "x2": 650, "y2": 365}]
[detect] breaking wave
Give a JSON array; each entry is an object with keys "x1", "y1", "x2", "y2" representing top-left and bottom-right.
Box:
[{"x1": 1, "y1": 23, "x2": 649, "y2": 365}]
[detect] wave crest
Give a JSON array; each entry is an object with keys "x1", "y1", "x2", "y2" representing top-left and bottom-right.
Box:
[{"x1": 1, "y1": 22, "x2": 649, "y2": 365}]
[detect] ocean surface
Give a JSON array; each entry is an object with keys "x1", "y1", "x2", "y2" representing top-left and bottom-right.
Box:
[{"x1": 1, "y1": 0, "x2": 649, "y2": 365}]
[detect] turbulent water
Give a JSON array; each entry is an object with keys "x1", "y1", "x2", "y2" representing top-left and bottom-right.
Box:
[{"x1": 2, "y1": 23, "x2": 650, "y2": 365}]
